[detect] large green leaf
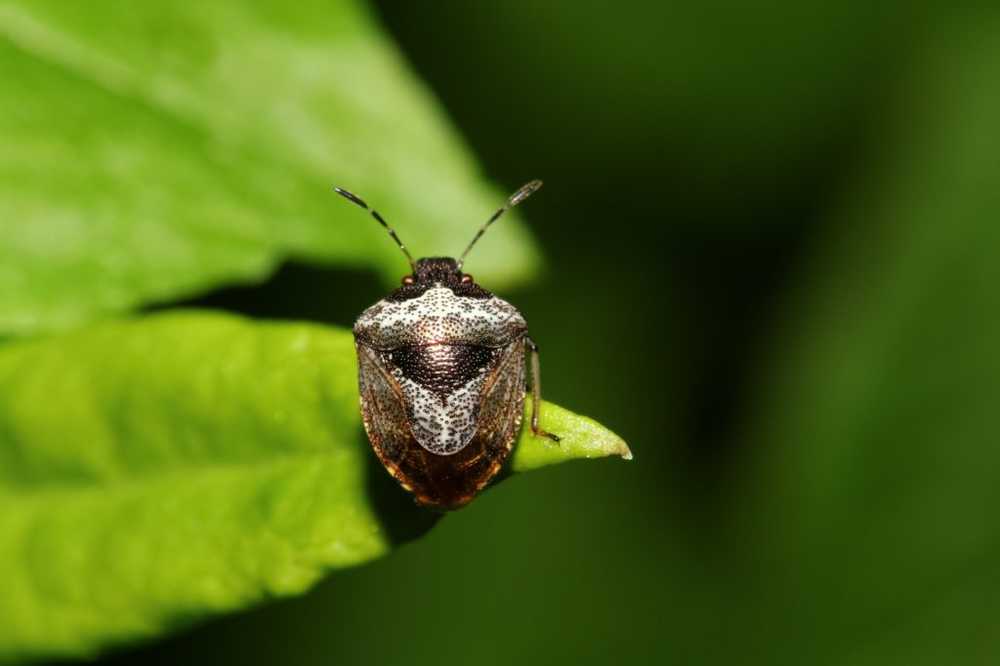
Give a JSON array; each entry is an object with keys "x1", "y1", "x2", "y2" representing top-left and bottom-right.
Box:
[
  {"x1": 739, "y1": 14, "x2": 1000, "y2": 663},
  {"x1": 0, "y1": 312, "x2": 628, "y2": 661},
  {"x1": 0, "y1": 0, "x2": 540, "y2": 335}
]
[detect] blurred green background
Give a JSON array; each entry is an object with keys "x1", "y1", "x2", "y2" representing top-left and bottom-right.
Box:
[{"x1": 10, "y1": 0, "x2": 997, "y2": 663}]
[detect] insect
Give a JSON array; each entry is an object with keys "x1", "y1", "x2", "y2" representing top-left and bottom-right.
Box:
[{"x1": 335, "y1": 180, "x2": 560, "y2": 510}]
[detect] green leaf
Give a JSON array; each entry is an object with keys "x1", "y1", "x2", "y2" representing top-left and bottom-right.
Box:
[
  {"x1": 739, "y1": 14, "x2": 1000, "y2": 662},
  {"x1": 512, "y1": 401, "x2": 632, "y2": 471},
  {"x1": 0, "y1": 311, "x2": 628, "y2": 661},
  {"x1": 0, "y1": 1, "x2": 540, "y2": 336}
]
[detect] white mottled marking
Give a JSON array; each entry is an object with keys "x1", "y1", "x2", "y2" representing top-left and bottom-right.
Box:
[
  {"x1": 399, "y1": 373, "x2": 486, "y2": 455},
  {"x1": 354, "y1": 286, "x2": 526, "y2": 348}
]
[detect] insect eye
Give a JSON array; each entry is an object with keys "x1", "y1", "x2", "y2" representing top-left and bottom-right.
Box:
[
  {"x1": 402, "y1": 275, "x2": 415, "y2": 285},
  {"x1": 460, "y1": 274, "x2": 473, "y2": 284}
]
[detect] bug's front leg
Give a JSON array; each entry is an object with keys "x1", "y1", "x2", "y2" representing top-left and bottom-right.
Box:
[{"x1": 526, "y1": 336, "x2": 560, "y2": 442}]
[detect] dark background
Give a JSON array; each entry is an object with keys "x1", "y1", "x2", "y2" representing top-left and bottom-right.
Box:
[{"x1": 82, "y1": 2, "x2": 999, "y2": 664}]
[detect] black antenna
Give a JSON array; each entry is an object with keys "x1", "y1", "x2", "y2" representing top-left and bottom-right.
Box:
[
  {"x1": 457, "y1": 180, "x2": 543, "y2": 270},
  {"x1": 334, "y1": 187, "x2": 416, "y2": 272}
]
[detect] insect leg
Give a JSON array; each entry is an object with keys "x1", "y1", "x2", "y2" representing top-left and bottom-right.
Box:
[{"x1": 526, "y1": 336, "x2": 561, "y2": 442}]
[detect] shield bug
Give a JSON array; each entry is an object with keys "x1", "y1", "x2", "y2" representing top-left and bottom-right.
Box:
[{"x1": 335, "y1": 180, "x2": 560, "y2": 510}]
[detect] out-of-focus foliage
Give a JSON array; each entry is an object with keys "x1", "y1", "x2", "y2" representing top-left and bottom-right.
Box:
[
  {"x1": 741, "y1": 16, "x2": 1000, "y2": 662},
  {"x1": 0, "y1": 0, "x2": 539, "y2": 336},
  {"x1": 0, "y1": 312, "x2": 627, "y2": 661},
  {"x1": 379, "y1": 0, "x2": 918, "y2": 230}
]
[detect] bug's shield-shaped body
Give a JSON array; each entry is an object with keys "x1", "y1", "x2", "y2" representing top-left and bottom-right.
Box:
[{"x1": 354, "y1": 276, "x2": 528, "y2": 509}]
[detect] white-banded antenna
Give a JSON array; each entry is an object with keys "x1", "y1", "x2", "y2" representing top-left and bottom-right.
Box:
[
  {"x1": 334, "y1": 186, "x2": 416, "y2": 272},
  {"x1": 457, "y1": 180, "x2": 543, "y2": 270}
]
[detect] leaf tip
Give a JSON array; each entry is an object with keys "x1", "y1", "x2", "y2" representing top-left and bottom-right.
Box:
[{"x1": 511, "y1": 400, "x2": 632, "y2": 471}]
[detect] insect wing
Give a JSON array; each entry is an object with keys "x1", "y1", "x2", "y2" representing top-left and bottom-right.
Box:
[
  {"x1": 471, "y1": 338, "x2": 526, "y2": 460},
  {"x1": 356, "y1": 342, "x2": 414, "y2": 480}
]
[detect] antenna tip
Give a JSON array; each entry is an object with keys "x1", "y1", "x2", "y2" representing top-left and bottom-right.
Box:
[
  {"x1": 510, "y1": 179, "x2": 543, "y2": 206},
  {"x1": 333, "y1": 186, "x2": 367, "y2": 208}
]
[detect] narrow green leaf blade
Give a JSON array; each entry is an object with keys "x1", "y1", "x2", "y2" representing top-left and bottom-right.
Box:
[
  {"x1": 513, "y1": 401, "x2": 633, "y2": 471},
  {"x1": 0, "y1": 1, "x2": 540, "y2": 335},
  {"x1": 0, "y1": 312, "x2": 626, "y2": 661}
]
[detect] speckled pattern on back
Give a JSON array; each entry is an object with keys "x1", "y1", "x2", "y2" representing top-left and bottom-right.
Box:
[
  {"x1": 356, "y1": 338, "x2": 526, "y2": 507},
  {"x1": 391, "y1": 348, "x2": 488, "y2": 454},
  {"x1": 354, "y1": 286, "x2": 527, "y2": 456},
  {"x1": 354, "y1": 286, "x2": 526, "y2": 349}
]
